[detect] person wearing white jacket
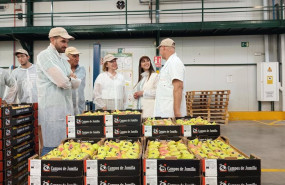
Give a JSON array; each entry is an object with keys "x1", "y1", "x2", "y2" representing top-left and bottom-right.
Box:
[
  {"x1": 93, "y1": 54, "x2": 127, "y2": 110},
  {"x1": 154, "y1": 38, "x2": 186, "y2": 118},
  {"x1": 37, "y1": 27, "x2": 81, "y2": 155},
  {"x1": 0, "y1": 68, "x2": 16, "y2": 102},
  {"x1": 133, "y1": 56, "x2": 158, "y2": 118},
  {"x1": 5, "y1": 49, "x2": 37, "y2": 104}
]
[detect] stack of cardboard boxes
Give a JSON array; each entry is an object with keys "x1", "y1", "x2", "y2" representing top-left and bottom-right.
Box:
[{"x1": 0, "y1": 101, "x2": 38, "y2": 184}]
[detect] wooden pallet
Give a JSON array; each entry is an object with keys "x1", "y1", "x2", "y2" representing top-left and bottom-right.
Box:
[{"x1": 186, "y1": 90, "x2": 230, "y2": 124}]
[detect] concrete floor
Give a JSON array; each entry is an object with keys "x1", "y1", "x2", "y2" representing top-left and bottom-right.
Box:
[{"x1": 221, "y1": 120, "x2": 285, "y2": 185}]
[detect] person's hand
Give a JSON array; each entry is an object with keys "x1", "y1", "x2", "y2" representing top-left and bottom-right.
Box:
[
  {"x1": 134, "y1": 91, "x2": 143, "y2": 99},
  {"x1": 133, "y1": 92, "x2": 139, "y2": 99},
  {"x1": 174, "y1": 111, "x2": 182, "y2": 117},
  {"x1": 2, "y1": 100, "x2": 7, "y2": 104},
  {"x1": 70, "y1": 73, "x2": 77, "y2": 79}
]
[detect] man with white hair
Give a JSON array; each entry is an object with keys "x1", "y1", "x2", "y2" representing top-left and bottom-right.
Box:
[
  {"x1": 37, "y1": 27, "x2": 81, "y2": 155},
  {"x1": 154, "y1": 38, "x2": 186, "y2": 117},
  {"x1": 65, "y1": 47, "x2": 86, "y2": 115}
]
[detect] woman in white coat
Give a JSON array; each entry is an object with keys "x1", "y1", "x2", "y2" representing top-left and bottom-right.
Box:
[
  {"x1": 93, "y1": 54, "x2": 127, "y2": 110},
  {"x1": 133, "y1": 56, "x2": 158, "y2": 118}
]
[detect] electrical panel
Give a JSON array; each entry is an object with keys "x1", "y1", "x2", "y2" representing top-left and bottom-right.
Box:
[{"x1": 257, "y1": 62, "x2": 279, "y2": 101}]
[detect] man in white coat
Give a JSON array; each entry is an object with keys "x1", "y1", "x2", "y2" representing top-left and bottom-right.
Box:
[
  {"x1": 154, "y1": 38, "x2": 186, "y2": 117},
  {"x1": 37, "y1": 27, "x2": 81, "y2": 155},
  {"x1": 6, "y1": 49, "x2": 38, "y2": 104}
]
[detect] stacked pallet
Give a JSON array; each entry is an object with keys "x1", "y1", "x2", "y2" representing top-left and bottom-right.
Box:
[{"x1": 186, "y1": 90, "x2": 230, "y2": 124}]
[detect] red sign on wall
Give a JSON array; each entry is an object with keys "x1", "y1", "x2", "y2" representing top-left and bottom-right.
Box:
[{"x1": 154, "y1": 56, "x2": 162, "y2": 67}]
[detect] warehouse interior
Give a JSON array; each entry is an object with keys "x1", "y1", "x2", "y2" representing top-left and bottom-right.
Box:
[{"x1": 0, "y1": 0, "x2": 285, "y2": 184}]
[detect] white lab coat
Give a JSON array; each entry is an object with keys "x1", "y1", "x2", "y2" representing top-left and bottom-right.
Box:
[
  {"x1": 154, "y1": 53, "x2": 186, "y2": 117},
  {"x1": 0, "y1": 68, "x2": 16, "y2": 101},
  {"x1": 37, "y1": 44, "x2": 81, "y2": 147},
  {"x1": 72, "y1": 65, "x2": 86, "y2": 115},
  {"x1": 93, "y1": 72, "x2": 127, "y2": 110},
  {"x1": 134, "y1": 72, "x2": 158, "y2": 118},
  {"x1": 7, "y1": 64, "x2": 38, "y2": 103}
]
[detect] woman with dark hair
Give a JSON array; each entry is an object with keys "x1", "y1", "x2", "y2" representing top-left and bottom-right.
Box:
[{"x1": 133, "y1": 56, "x2": 158, "y2": 117}]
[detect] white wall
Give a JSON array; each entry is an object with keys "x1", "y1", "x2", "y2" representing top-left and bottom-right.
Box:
[{"x1": 0, "y1": 0, "x2": 264, "y2": 27}]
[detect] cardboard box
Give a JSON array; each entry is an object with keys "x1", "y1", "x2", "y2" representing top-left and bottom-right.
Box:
[
  {"x1": 0, "y1": 131, "x2": 35, "y2": 149},
  {"x1": 29, "y1": 176, "x2": 84, "y2": 185},
  {"x1": 144, "y1": 176, "x2": 201, "y2": 185},
  {"x1": 105, "y1": 113, "x2": 142, "y2": 126},
  {"x1": 187, "y1": 136, "x2": 261, "y2": 177},
  {"x1": 67, "y1": 126, "x2": 105, "y2": 138},
  {"x1": 202, "y1": 176, "x2": 261, "y2": 185},
  {"x1": 143, "y1": 136, "x2": 201, "y2": 177},
  {"x1": 2, "y1": 123, "x2": 34, "y2": 138},
  {"x1": 28, "y1": 137, "x2": 99, "y2": 178},
  {"x1": 143, "y1": 125, "x2": 181, "y2": 137},
  {"x1": 85, "y1": 176, "x2": 141, "y2": 185},
  {"x1": 85, "y1": 137, "x2": 143, "y2": 177},
  {"x1": 0, "y1": 114, "x2": 34, "y2": 128},
  {"x1": 1, "y1": 104, "x2": 34, "y2": 118},
  {"x1": 2, "y1": 161, "x2": 28, "y2": 181},
  {"x1": 182, "y1": 125, "x2": 220, "y2": 137},
  {"x1": 1, "y1": 149, "x2": 34, "y2": 170},
  {"x1": 2, "y1": 140, "x2": 34, "y2": 160},
  {"x1": 29, "y1": 155, "x2": 85, "y2": 177},
  {"x1": 3, "y1": 170, "x2": 28, "y2": 184},
  {"x1": 202, "y1": 157, "x2": 261, "y2": 177},
  {"x1": 105, "y1": 125, "x2": 142, "y2": 138},
  {"x1": 67, "y1": 115, "x2": 105, "y2": 127}
]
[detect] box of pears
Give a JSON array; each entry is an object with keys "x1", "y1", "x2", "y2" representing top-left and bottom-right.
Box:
[
  {"x1": 143, "y1": 117, "x2": 220, "y2": 137},
  {"x1": 85, "y1": 137, "x2": 143, "y2": 177},
  {"x1": 29, "y1": 137, "x2": 143, "y2": 177},
  {"x1": 176, "y1": 116, "x2": 220, "y2": 137},
  {"x1": 143, "y1": 136, "x2": 201, "y2": 177},
  {"x1": 143, "y1": 118, "x2": 181, "y2": 137},
  {"x1": 29, "y1": 138, "x2": 102, "y2": 177},
  {"x1": 66, "y1": 124, "x2": 141, "y2": 138},
  {"x1": 67, "y1": 110, "x2": 142, "y2": 127},
  {"x1": 187, "y1": 136, "x2": 261, "y2": 177},
  {"x1": 1, "y1": 104, "x2": 36, "y2": 118}
]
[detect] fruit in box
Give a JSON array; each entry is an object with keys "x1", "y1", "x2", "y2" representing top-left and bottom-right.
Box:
[
  {"x1": 146, "y1": 140, "x2": 195, "y2": 159},
  {"x1": 176, "y1": 117, "x2": 216, "y2": 125},
  {"x1": 188, "y1": 138, "x2": 246, "y2": 159},
  {"x1": 93, "y1": 140, "x2": 140, "y2": 159},
  {"x1": 42, "y1": 141, "x2": 99, "y2": 160},
  {"x1": 144, "y1": 118, "x2": 174, "y2": 126},
  {"x1": 112, "y1": 110, "x2": 141, "y2": 115},
  {"x1": 80, "y1": 111, "x2": 110, "y2": 116}
]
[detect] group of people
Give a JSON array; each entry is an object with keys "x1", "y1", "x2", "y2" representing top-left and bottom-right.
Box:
[{"x1": 0, "y1": 27, "x2": 186, "y2": 155}]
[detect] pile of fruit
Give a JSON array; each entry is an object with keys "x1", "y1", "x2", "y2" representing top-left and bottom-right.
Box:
[
  {"x1": 93, "y1": 140, "x2": 141, "y2": 159},
  {"x1": 42, "y1": 141, "x2": 99, "y2": 160},
  {"x1": 11, "y1": 105, "x2": 31, "y2": 109},
  {"x1": 176, "y1": 117, "x2": 216, "y2": 125},
  {"x1": 188, "y1": 138, "x2": 246, "y2": 159},
  {"x1": 80, "y1": 111, "x2": 110, "y2": 116},
  {"x1": 147, "y1": 140, "x2": 195, "y2": 159},
  {"x1": 112, "y1": 110, "x2": 141, "y2": 115},
  {"x1": 144, "y1": 118, "x2": 174, "y2": 126}
]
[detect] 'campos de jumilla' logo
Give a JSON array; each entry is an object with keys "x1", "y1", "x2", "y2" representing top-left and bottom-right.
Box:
[
  {"x1": 159, "y1": 164, "x2": 167, "y2": 172},
  {"x1": 43, "y1": 164, "x2": 51, "y2": 172},
  {"x1": 100, "y1": 163, "x2": 107, "y2": 172},
  {"x1": 219, "y1": 163, "x2": 227, "y2": 172}
]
